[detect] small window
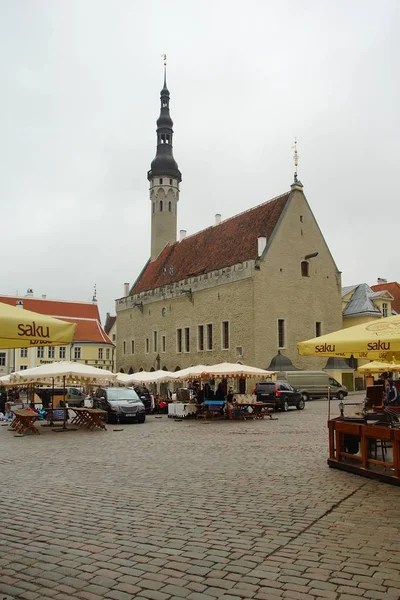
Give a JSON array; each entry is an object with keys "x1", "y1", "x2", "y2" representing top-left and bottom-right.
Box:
[
  {"x1": 0, "y1": 352, "x2": 6, "y2": 367},
  {"x1": 278, "y1": 319, "x2": 285, "y2": 349},
  {"x1": 112, "y1": 333, "x2": 116, "y2": 342},
  {"x1": 20, "y1": 348, "x2": 28, "y2": 358},
  {"x1": 382, "y1": 302, "x2": 388, "y2": 317},
  {"x1": 300, "y1": 215, "x2": 303, "y2": 222},
  {"x1": 222, "y1": 321, "x2": 229, "y2": 350},
  {"x1": 98, "y1": 348, "x2": 103, "y2": 359},
  {"x1": 160, "y1": 200, "x2": 163, "y2": 212},
  {"x1": 74, "y1": 347, "x2": 81, "y2": 360},
  {"x1": 162, "y1": 335, "x2": 166, "y2": 352},
  {"x1": 198, "y1": 325, "x2": 204, "y2": 351},
  {"x1": 184, "y1": 327, "x2": 190, "y2": 353},
  {"x1": 146, "y1": 338, "x2": 149, "y2": 353},
  {"x1": 159, "y1": 178, "x2": 163, "y2": 184},
  {"x1": 20, "y1": 365, "x2": 28, "y2": 370},
  {"x1": 153, "y1": 331, "x2": 158, "y2": 353},
  {"x1": 316, "y1": 322, "x2": 322, "y2": 337},
  {"x1": 168, "y1": 201, "x2": 172, "y2": 212},
  {"x1": 59, "y1": 346, "x2": 66, "y2": 360},
  {"x1": 37, "y1": 347, "x2": 44, "y2": 359},
  {"x1": 106, "y1": 348, "x2": 110, "y2": 359},
  {"x1": 177, "y1": 328, "x2": 182, "y2": 353},
  {"x1": 48, "y1": 346, "x2": 55, "y2": 359},
  {"x1": 123, "y1": 342, "x2": 126, "y2": 355},
  {"x1": 131, "y1": 340, "x2": 135, "y2": 354},
  {"x1": 169, "y1": 178, "x2": 173, "y2": 185},
  {"x1": 301, "y1": 261, "x2": 309, "y2": 277},
  {"x1": 207, "y1": 324, "x2": 213, "y2": 350}
]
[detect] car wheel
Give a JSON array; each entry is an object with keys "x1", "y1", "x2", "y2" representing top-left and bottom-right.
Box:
[
  {"x1": 296, "y1": 398, "x2": 305, "y2": 410},
  {"x1": 281, "y1": 398, "x2": 289, "y2": 412},
  {"x1": 301, "y1": 393, "x2": 309, "y2": 402},
  {"x1": 337, "y1": 391, "x2": 345, "y2": 401},
  {"x1": 137, "y1": 416, "x2": 146, "y2": 424}
]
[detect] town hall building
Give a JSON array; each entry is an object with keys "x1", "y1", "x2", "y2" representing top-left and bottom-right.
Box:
[{"x1": 115, "y1": 68, "x2": 343, "y2": 379}]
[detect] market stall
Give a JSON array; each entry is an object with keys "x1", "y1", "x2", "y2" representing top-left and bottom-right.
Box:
[{"x1": 298, "y1": 315, "x2": 400, "y2": 485}]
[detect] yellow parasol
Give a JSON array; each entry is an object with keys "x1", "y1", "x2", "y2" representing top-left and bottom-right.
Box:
[
  {"x1": 297, "y1": 314, "x2": 400, "y2": 362},
  {"x1": 0, "y1": 301, "x2": 76, "y2": 349}
]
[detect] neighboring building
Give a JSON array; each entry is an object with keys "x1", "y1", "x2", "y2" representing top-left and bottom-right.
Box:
[
  {"x1": 104, "y1": 312, "x2": 117, "y2": 371},
  {"x1": 339, "y1": 283, "x2": 394, "y2": 391},
  {"x1": 116, "y1": 69, "x2": 343, "y2": 385},
  {"x1": 0, "y1": 291, "x2": 114, "y2": 374},
  {"x1": 371, "y1": 280, "x2": 400, "y2": 314}
]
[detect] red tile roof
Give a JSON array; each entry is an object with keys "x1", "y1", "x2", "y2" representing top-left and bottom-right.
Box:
[
  {"x1": 132, "y1": 192, "x2": 290, "y2": 294},
  {"x1": 371, "y1": 282, "x2": 400, "y2": 314},
  {"x1": 0, "y1": 296, "x2": 112, "y2": 345},
  {"x1": 104, "y1": 314, "x2": 116, "y2": 335}
]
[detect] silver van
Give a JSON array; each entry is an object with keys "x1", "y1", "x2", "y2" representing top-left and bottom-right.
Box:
[{"x1": 278, "y1": 371, "x2": 348, "y2": 401}]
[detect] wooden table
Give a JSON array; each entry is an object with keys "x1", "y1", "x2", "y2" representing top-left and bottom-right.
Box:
[
  {"x1": 10, "y1": 409, "x2": 40, "y2": 436},
  {"x1": 233, "y1": 402, "x2": 273, "y2": 420},
  {"x1": 70, "y1": 407, "x2": 107, "y2": 431}
]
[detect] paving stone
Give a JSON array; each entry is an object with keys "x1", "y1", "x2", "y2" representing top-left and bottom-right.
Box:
[{"x1": 161, "y1": 584, "x2": 192, "y2": 597}]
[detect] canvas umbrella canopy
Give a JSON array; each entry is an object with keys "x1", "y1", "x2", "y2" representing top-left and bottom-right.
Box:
[
  {"x1": 297, "y1": 313, "x2": 400, "y2": 362},
  {"x1": 11, "y1": 361, "x2": 116, "y2": 385},
  {"x1": 116, "y1": 370, "x2": 175, "y2": 385},
  {"x1": 0, "y1": 301, "x2": 76, "y2": 349},
  {"x1": 171, "y1": 365, "x2": 210, "y2": 382},
  {"x1": 200, "y1": 362, "x2": 275, "y2": 379},
  {"x1": 357, "y1": 361, "x2": 400, "y2": 373}
]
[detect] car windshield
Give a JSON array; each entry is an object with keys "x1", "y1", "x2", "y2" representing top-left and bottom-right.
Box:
[
  {"x1": 106, "y1": 388, "x2": 141, "y2": 402},
  {"x1": 258, "y1": 383, "x2": 275, "y2": 391}
]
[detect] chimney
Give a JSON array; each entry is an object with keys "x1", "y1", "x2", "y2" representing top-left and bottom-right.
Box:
[
  {"x1": 25, "y1": 288, "x2": 34, "y2": 298},
  {"x1": 124, "y1": 282, "x2": 129, "y2": 297},
  {"x1": 41, "y1": 294, "x2": 46, "y2": 299},
  {"x1": 215, "y1": 213, "x2": 221, "y2": 225},
  {"x1": 257, "y1": 236, "x2": 267, "y2": 257},
  {"x1": 377, "y1": 278, "x2": 387, "y2": 284},
  {"x1": 179, "y1": 229, "x2": 187, "y2": 241},
  {"x1": 16, "y1": 300, "x2": 24, "y2": 308},
  {"x1": 106, "y1": 312, "x2": 110, "y2": 320}
]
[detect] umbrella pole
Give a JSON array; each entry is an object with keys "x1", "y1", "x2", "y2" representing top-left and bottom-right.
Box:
[
  {"x1": 51, "y1": 378, "x2": 55, "y2": 426},
  {"x1": 62, "y1": 375, "x2": 67, "y2": 430}
]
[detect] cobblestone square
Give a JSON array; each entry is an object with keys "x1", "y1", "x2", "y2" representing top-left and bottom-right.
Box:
[{"x1": 1, "y1": 398, "x2": 399, "y2": 600}]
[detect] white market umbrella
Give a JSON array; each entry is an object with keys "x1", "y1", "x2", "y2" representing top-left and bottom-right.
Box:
[
  {"x1": 171, "y1": 365, "x2": 210, "y2": 382},
  {"x1": 11, "y1": 361, "x2": 116, "y2": 386},
  {"x1": 116, "y1": 370, "x2": 175, "y2": 385},
  {"x1": 201, "y1": 362, "x2": 275, "y2": 379}
]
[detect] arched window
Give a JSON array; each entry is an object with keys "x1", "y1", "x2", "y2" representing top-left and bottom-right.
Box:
[
  {"x1": 128, "y1": 367, "x2": 134, "y2": 374},
  {"x1": 119, "y1": 368, "x2": 125, "y2": 373},
  {"x1": 160, "y1": 200, "x2": 163, "y2": 212},
  {"x1": 139, "y1": 367, "x2": 144, "y2": 372},
  {"x1": 168, "y1": 201, "x2": 172, "y2": 212},
  {"x1": 301, "y1": 261, "x2": 309, "y2": 277}
]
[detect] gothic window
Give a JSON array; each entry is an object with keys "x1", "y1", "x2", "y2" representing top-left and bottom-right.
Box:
[
  {"x1": 301, "y1": 261, "x2": 309, "y2": 277},
  {"x1": 161, "y1": 134, "x2": 165, "y2": 144},
  {"x1": 160, "y1": 200, "x2": 163, "y2": 212},
  {"x1": 168, "y1": 201, "x2": 171, "y2": 212},
  {"x1": 165, "y1": 135, "x2": 169, "y2": 144},
  {"x1": 159, "y1": 178, "x2": 163, "y2": 184}
]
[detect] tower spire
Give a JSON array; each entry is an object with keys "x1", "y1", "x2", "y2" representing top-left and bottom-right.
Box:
[
  {"x1": 148, "y1": 59, "x2": 182, "y2": 261},
  {"x1": 291, "y1": 138, "x2": 303, "y2": 188}
]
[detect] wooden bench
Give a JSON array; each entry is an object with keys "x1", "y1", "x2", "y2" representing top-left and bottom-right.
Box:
[{"x1": 10, "y1": 409, "x2": 40, "y2": 436}]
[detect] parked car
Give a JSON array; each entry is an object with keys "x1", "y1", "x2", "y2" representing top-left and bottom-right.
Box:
[
  {"x1": 94, "y1": 387, "x2": 146, "y2": 423},
  {"x1": 278, "y1": 371, "x2": 348, "y2": 401},
  {"x1": 133, "y1": 386, "x2": 154, "y2": 413},
  {"x1": 255, "y1": 381, "x2": 305, "y2": 411}
]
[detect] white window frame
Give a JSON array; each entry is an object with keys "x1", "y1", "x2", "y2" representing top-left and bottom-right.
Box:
[
  {"x1": 98, "y1": 348, "x2": 103, "y2": 360},
  {"x1": 48, "y1": 346, "x2": 55, "y2": 359},
  {"x1": 74, "y1": 346, "x2": 81, "y2": 360},
  {"x1": 277, "y1": 319, "x2": 286, "y2": 349},
  {"x1": 37, "y1": 347, "x2": 44, "y2": 359},
  {"x1": 20, "y1": 348, "x2": 28, "y2": 358},
  {"x1": 221, "y1": 321, "x2": 230, "y2": 350},
  {"x1": 106, "y1": 348, "x2": 110, "y2": 359},
  {"x1": 382, "y1": 302, "x2": 388, "y2": 317},
  {"x1": 59, "y1": 346, "x2": 66, "y2": 359},
  {"x1": 0, "y1": 352, "x2": 7, "y2": 367}
]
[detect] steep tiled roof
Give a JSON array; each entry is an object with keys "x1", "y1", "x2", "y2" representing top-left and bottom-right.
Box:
[
  {"x1": 0, "y1": 295, "x2": 112, "y2": 345},
  {"x1": 132, "y1": 192, "x2": 290, "y2": 294},
  {"x1": 371, "y1": 282, "x2": 400, "y2": 313},
  {"x1": 104, "y1": 314, "x2": 116, "y2": 335}
]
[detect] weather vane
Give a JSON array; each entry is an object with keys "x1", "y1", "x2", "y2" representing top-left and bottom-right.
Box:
[
  {"x1": 292, "y1": 138, "x2": 299, "y2": 183},
  {"x1": 92, "y1": 283, "x2": 97, "y2": 303},
  {"x1": 161, "y1": 53, "x2": 167, "y2": 66}
]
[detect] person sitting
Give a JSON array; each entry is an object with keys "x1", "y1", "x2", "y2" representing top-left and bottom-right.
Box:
[
  {"x1": 225, "y1": 388, "x2": 236, "y2": 419},
  {"x1": 385, "y1": 379, "x2": 400, "y2": 406},
  {"x1": 195, "y1": 386, "x2": 205, "y2": 405}
]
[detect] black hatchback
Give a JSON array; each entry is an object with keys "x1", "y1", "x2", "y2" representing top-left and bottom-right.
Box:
[
  {"x1": 94, "y1": 387, "x2": 146, "y2": 423},
  {"x1": 255, "y1": 380, "x2": 305, "y2": 412}
]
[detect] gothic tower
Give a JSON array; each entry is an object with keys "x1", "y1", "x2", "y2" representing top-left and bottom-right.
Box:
[{"x1": 147, "y1": 64, "x2": 182, "y2": 261}]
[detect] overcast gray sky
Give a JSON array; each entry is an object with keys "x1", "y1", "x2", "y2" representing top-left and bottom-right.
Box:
[{"x1": 1, "y1": 0, "x2": 399, "y2": 322}]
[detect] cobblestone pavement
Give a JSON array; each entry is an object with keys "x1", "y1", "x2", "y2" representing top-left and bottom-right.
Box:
[{"x1": 1, "y1": 397, "x2": 399, "y2": 600}]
